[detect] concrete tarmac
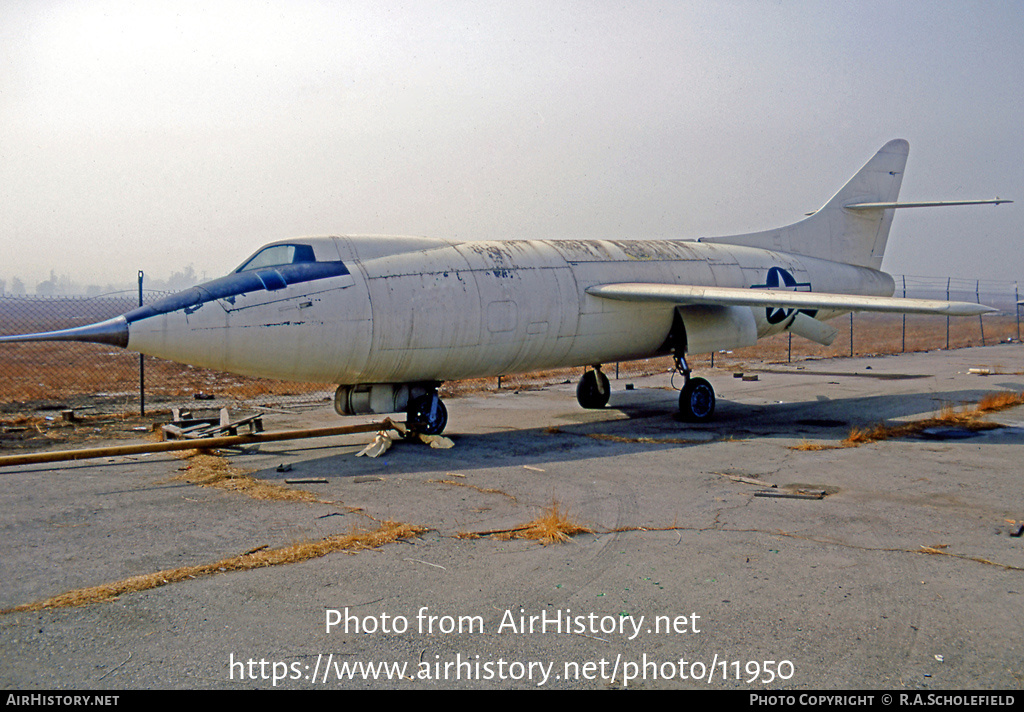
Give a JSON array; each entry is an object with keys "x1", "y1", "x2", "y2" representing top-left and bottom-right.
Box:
[{"x1": 1, "y1": 344, "x2": 1022, "y2": 689}]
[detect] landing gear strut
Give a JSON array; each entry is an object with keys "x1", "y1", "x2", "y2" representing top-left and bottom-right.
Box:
[
  {"x1": 674, "y1": 353, "x2": 715, "y2": 422},
  {"x1": 576, "y1": 366, "x2": 610, "y2": 409},
  {"x1": 407, "y1": 390, "x2": 448, "y2": 435}
]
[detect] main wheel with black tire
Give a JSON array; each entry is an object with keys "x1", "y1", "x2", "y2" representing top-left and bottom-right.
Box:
[
  {"x1": 407, "y1": 393, "x2": 449, "y2": 435},
  {"x1": 679, "y1": 377, "x2": 715, "y2": 422},
  {"x1": 576, "y1": 369, "x2": 610, "y2": 409}
]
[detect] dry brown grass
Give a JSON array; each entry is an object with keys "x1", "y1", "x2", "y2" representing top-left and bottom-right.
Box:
[
  {"x1": 1, "y1": 520, "x2": 428, "y2": 613},
  {"x1": 458, "y1": 500, "x2": 592, "y2": 545},
  {"x1": 171, "y1": 451, "x2": 330, "y2": 503},
  {"x1": 791, "y1": 440, "x2": 845, "y2": 451},
  {"x1": 788, "y1": 390, "x2": 1024, "y2": 451},
  {"x1": 842, "y1": 392, "x2": 1023, "y2": 446},
  {"x1": 975, "y1": 391, "x2": 1024, "y2": 413}
]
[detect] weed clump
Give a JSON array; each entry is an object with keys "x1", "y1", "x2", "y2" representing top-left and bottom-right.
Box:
[{"x1": 458, "y1": 500, "x2": 592, "y2": 545}]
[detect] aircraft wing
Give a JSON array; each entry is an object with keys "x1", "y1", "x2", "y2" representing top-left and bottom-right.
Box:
[{"x1": 585, "y1": 283, "x2": 996, "y2": 316}]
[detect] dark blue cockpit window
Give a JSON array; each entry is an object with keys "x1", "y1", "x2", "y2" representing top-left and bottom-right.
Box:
[{"x1": 236, "y1": 244, "x2": 317, "y2": 272}]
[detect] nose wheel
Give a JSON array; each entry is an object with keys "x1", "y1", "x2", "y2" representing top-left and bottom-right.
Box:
[{"x1": 407, "y1": 391, "x2": 448, "y2": 435}]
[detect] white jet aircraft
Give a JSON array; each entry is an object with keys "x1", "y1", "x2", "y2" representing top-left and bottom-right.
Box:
[{"x1": 0, "y1": 140, "x2": 1009, "y2": 434}]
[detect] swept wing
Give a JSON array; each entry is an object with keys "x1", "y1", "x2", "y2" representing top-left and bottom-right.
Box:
[{"x1": 585, "y1": 283, "x2": 995, "y2": 317}]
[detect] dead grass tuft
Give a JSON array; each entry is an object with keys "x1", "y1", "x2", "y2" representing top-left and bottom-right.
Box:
[
  {"x1": 791, "y1": 440, "x2": 845, "y2": 451},
  {"x1": 1, "y1": 520, "x2": 428, "y2": 613},
  {"x1": 171, "y1": 451, "x2": 329, "y2": 503},
  {"x1": 790, "y1": 391, "x2": 1024, "y2": 450},
  {"x1": 975, "y1": 390, "x2": 1024, "y2": 413},
  {"x1": 459, "y1": 500, "x2": 592, "y2": 545}
]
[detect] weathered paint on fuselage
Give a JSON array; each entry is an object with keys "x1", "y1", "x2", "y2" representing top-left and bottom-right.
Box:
[{"x1": 126, "y1": 235, "x2": 895, "y2": 385}]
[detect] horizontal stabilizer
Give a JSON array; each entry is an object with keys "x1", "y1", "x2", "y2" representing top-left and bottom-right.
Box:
[
  {"x1": 844, "y1": 199, "x2": 1012, "y2": 210},
  {"x1": 586, "y1": 283, "x2": 996, "y2": 317},
  {"x1": 788, "y1": 311, "x2": 839, "y2": 346}
]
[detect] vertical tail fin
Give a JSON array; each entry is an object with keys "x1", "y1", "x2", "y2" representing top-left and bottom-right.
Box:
[{"x1": 702, "y1": 139, "x2": 909, "y2": 269}]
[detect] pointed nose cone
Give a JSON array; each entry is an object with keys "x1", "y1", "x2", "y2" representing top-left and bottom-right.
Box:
[{"x1": 0, "y1": 315, "x2": 130, "y2": 348}]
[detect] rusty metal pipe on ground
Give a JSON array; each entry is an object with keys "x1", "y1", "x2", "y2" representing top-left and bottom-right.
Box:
[{"x1": 0, "y1": 420, "x2": 396, "y2": 469}]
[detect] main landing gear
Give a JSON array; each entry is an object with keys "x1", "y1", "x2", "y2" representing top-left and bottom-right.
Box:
[
  {"x1": 674, "y1": 353, "x2": 716, "y2": 422},
  {"x1": 575, "y1": 359, "x2": 716, "y2": 421},
  {"x1": 576, "y1": 366, "x2": 610, "y2": 409}
]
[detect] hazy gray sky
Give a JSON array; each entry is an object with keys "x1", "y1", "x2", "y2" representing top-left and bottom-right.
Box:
[{"x1": 2, "y1": 0, "x2": 1021, "y2": 290}]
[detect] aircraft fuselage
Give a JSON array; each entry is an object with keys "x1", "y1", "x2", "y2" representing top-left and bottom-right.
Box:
[{"x1": 125, "y1": 235, "x2": 894, "y2": 385}]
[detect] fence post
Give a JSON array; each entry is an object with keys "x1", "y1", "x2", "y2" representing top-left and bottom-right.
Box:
[
  {"x1": 945, "y1": 277, "x2": 950, "y2": 350},
  {"x1": 901, "y1": 275, "x2": 906, "y2": 353},
  {"x1": 977, "y1": 279, "x2": 985, "y2": 346},
  {"x1": 1016, "y1": 282, "x2": 1020, "y2": 342},
  {"x1": 138, "y1": 271, "x2": 145, "y2": 416},
  {"x1": 787, "y1": 332, "x2": 792, "y2": 363},
  {"x1": 849, "y1": 313, "x2": 853, "y2": 357}
]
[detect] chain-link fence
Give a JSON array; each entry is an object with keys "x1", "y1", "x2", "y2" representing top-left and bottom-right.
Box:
[
  {"x1": 0, "y1": 290, "x2": 332, "y2": 414},
  {"x1": 0, "y1": 276, "x2": 1019, "y2": 414}
]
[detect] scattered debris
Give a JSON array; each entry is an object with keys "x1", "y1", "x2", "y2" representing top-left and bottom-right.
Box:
[
  {"x1": 968, "y1": 368, "x2": 992, "y2": 376},
  {"x1": 404, "y1": 558, "x2": 446, "y2": 570},
  {"x1": 276, "y1": 463, "x2": 293, "y2": 472},
  {"x1": 0, "y1": 419, "x2": 391, "y2": 468},
  {"x1": 285, "y1": 478, "x2": 327, "y2": 485},
  {"x1": 418, "y1": 433, "x2": 454, "y2": 449},
  {"x1": 356, "y1": 431, "x2": 394, "y2": 458},
  {"x1": 742, "y1": 374, "x2": 759, "y2": 382},
  {"x1": 162, "y1": 407, "x2": 264, "y2": 440},
  {"x1": 353, "y1": 421, "x2": 454, "y2": 458},
  {"x1": 755, "y1": 490, "x2": 825, "y2": 500},
  {"x1": 714, "y1": 472, "x2": 776, "y2": 488}
]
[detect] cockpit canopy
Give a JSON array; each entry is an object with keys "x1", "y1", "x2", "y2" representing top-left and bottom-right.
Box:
[{"x1": 235, "y1": 243, "x2": 317, "y2": 273}]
